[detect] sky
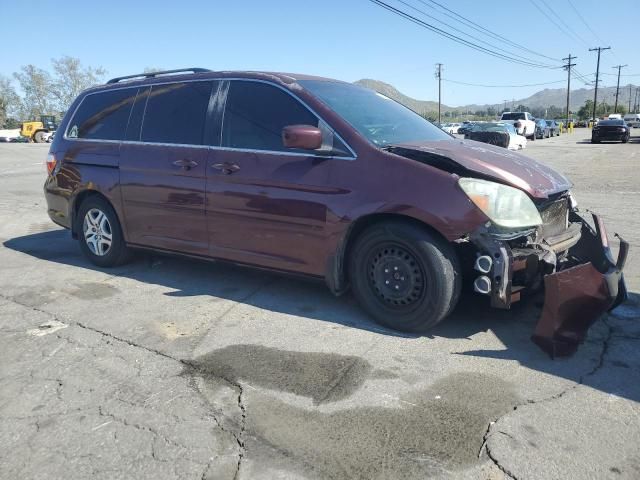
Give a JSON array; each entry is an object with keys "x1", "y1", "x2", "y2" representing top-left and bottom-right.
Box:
[{"x1": 2, "y1": 0, "x2": 639, "y2": 107}]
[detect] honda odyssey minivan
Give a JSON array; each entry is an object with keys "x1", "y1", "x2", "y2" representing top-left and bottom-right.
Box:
[{"x1": 44, "y1": 68, "x2": 628, "y2": 355}]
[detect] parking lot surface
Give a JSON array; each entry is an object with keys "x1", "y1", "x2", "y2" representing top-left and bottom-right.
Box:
[{"x1": 1, "y1": 130, "x2": 639, "y2": 479}]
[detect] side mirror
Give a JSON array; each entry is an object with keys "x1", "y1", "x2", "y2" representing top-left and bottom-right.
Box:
[{"x1": 282, "y1": 125, "x2": 323, "y2": 150}]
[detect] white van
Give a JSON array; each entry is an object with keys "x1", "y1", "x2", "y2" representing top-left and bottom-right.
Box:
[
  {"x1": 607, "y1": 113, "x2": 622, "y2": 120},
  {"x1": 623, "y1": 113, "x2": 640, "y2": 128}
]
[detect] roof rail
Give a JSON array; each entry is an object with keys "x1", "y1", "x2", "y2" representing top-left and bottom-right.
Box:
[{"x1": 106, "y1": 68, "x2": 212, "y2": 84}]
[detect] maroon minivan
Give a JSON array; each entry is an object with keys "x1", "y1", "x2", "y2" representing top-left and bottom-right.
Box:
[{"x1": 45, "y1": 68, "x2": 628, "y2": 355}]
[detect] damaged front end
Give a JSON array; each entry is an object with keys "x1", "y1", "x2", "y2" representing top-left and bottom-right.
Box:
[{"x1": 469, "y1": 196, "x2": 628, "y2": 357}]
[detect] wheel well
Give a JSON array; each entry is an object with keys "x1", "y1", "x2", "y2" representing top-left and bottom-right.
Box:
[
  {"x1": 334, "y1": 213, "x2": 449, "y2": 291},
  {"x1": 70, "y1": 190, "x2": 111, "y2": 238}
]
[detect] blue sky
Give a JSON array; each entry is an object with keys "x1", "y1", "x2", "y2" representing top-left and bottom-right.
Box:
[{"x1": 2, "y1": 0, "x2": 638, "y2": 107}]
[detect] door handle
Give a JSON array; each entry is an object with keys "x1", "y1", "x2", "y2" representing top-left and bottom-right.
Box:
[
  {"x1": 212, "y1": 162, "x2": 240, "y2": 175},
  {"x1": 172, "y1": 159, "x2": 198, "y2": 171}
]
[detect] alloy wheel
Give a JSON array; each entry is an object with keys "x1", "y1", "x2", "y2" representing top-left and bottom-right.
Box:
[{"x1": 83, "y1": 208, "x2": 113, "y2": 256}]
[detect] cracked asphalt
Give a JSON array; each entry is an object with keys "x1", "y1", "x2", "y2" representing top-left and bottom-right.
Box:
[{"x1": 1, "y1": 130, "x2": 639, "y2": 479}]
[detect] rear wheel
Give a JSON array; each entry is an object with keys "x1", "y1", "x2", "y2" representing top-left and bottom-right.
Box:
[
  {"x1": 77, "y1": 196, "x2": 131, "y2": 267},
  {"x1": 33, "y1": 131, "x2": 45, "y2": 143},
  {"x1": 349, "y1": 221, "x2": 461, "y2": 333}
]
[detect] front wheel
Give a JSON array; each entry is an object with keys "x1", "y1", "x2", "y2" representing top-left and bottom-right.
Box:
[
  {"x1": 77, "y1": 196, "x2": 131, "y2": 267},
  {"x1": 349, "y1": 222, "x2": 461, "y2": 333},
  {"x1": 33, "y1": 131, "x2": 45, "y2": 143}
]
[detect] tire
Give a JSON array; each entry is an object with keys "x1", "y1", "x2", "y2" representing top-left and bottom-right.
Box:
[
  {"x1": 622, "y1": 135, "x2": 629, "y2": 143},
  {"x1": 33, "y1": 131, "x2": 45, "y2": 143},
  {"x1": 349, "y1": 221, "x2": 461, "y2": 333},
  {"x1": 76, "y1": 196, "x2": 131, "y2": 267},
  {"x1": 591, "y1": 138, "x2": 599, "y2": 144}
]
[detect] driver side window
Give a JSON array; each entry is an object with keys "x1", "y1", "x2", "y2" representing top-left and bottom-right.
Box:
[
  {"x1": 222, "y1": 81, "x2": 318, "y2": 152},
  {"x1": 221, "y1": 81, "x2": 351, "y2": 156}
]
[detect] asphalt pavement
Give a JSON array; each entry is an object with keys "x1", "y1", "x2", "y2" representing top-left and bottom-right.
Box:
[{"x1": 1, "y1": 130, "x2": 639, "y2": 479}]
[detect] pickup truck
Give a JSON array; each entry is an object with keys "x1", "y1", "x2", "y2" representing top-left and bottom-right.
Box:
[{"x1": 500, "y1": 112, "x2": 536, "y2": 140}]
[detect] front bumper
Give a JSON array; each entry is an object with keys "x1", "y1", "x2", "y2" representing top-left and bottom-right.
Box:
[{"x1": 472, "y1": 213, "x2": 628, "y2": 357}]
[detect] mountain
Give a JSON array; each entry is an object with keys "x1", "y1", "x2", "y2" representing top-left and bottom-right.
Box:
[
  {"x1": 354, "y1": 79, "x2": 639, "y2": 113},
  {"x1": 354, "y1": 79, "x2": 451, "y2": 113}
]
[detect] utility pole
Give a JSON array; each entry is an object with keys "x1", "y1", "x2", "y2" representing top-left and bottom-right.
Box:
[
  {"x1": 503, "y1": 99, "x2": 508, "y2": 112},
  {"x1": 435, "y1": 63, "x2": 443, "y2": 124},
  {"x1": 629, "y1": 84, "x2": 633, "y2": 112},
  {"x1": 612, "y1": 65, "x2": 627, "y2": 113},
  {"x1": 562, "y1": 54, "x2": 577, "y2": 125},
  {"x1": 589, "y1": 47, "x2": 611, "y2": 121}
]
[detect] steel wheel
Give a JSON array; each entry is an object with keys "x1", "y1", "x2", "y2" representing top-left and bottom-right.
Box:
[
  {"x1": 367, "y1": 243, "x2": 426, "y2": 308},
  {"x1": 83, "y1": 208, "x2": 113, "y2": 256}
]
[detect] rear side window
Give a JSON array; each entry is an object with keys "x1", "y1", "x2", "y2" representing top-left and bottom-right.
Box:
[
  {"x1": 222, "y1": 81, "x2": 318, "y2": 151},
  {"x1": 141, "y1": 81, "x2": 213, "y2": 145},
  {"x1": 67, "y1": 88, "x2": 137, "y2": 140}
]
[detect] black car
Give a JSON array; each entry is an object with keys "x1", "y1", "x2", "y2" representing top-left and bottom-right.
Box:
[
  {"x1": 591, "y1": 119, "x2": 631, "y2": 143},
  {"x1": 458, "y1": 122, "x2": 476, "y2": 135},
  {"x1": 545, "y1": 120, "x2": 561, "y2": 136},
  {"x1": 535, "y1": 119, "x2": 551, "y2": 139}
]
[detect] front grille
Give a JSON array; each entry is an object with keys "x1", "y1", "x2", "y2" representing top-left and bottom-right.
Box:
[{"x1": 539, "y1": 198, "x2": 568, "y2": 238}]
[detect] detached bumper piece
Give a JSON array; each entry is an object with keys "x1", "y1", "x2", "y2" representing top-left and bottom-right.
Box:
[{"x1": 532, "y1": 214, "x2": 628, "y2": 357}]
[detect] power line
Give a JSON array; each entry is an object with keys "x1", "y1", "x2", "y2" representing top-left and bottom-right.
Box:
[
  {"x1": 443, "y1": 78, "x2": 565, "y2": 88},
  {"x1": 395, "y1": 0, "x2": 556, "y2": 66},
  {"x1": 538, "y1": 0, "x2": 589, "y2": 46},
  {"x1": 416, "y1": 0, "x2": 562, "y2": 63},
  {"x1": 530, "y1": 1, "x2": 586, "y2": 45},
  {"x1": 368, "y1": 0, "x2": 562, "y2": 69},
  {"x1": 567, "y1": 0, "x2": 604, "y2": 45}
]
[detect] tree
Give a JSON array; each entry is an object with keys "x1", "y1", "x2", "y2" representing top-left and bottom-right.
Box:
[
  {"x1": 577, "y1": 100, "x2": 594, "y2": 120},
  {"x1": 13, "y1": 65, "x2": 55, "y2": 120},
  {"x1": 50, "y1": 56, "x2": 106, "y2": 114},
  {"x1": 0, "y1": 75, "x2": 20, "y2": 128}
]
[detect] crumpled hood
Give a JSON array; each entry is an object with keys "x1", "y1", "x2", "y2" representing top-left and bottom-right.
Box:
[{"x1": 391, "y1": 139, "x2": 572, "y2": 199}]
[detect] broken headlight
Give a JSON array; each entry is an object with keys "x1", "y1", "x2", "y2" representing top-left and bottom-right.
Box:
[{"x1": 458, "y1": 178, "x2": 542, "y2": 228}]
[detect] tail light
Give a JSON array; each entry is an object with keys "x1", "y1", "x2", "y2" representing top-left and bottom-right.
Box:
[{"x1": 46, "y1": 153, "x2": 57, "y2": 175}]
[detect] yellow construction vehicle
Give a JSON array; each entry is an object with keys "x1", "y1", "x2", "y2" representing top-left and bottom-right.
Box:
[{"x1": 20, "y1": 115, "x2": 58, "y2": 143}]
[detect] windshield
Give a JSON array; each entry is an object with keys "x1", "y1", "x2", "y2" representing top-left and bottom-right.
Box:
[
  {"x1": 598, "y1": 120, "x2": 624, "y2": 126},
  {"x1": 501, "y1": 112, "x2": 526, "y2": 120},
  {"x1": 299, "y1": 80, "x2": 451, "y2": 146}
]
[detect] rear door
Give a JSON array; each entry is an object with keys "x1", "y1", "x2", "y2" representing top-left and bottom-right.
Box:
[
  {"x1": 120, "y1": 80, "x2": 216, "y2": 255},
  {"x1": 205, "y1": 80, "x2": 354, "y2": 275}
]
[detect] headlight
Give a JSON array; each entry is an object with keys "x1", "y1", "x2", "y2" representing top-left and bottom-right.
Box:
[{"x1": 458, "y1": 178, "x2": 542, "y2": 228}]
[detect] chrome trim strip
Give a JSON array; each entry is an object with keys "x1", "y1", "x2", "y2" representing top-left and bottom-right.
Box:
[{"x1": 63, "y1": 77, "x2": 358, "y2": 160}]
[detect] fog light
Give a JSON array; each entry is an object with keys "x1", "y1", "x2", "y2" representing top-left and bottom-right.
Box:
[
  {"x1": 474, "y1": 255, "x2": 493, "y2": 274},
  {"x1": 473, "y1": 276, "x2": 492, "y2": 295}
]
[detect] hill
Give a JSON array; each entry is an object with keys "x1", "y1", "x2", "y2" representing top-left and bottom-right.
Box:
[{"x1": 354, "y1": 79, "x2": 639, "y2": 114}]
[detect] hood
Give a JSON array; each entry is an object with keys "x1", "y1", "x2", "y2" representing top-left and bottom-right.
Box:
[{"x1": 389, "y1": 140, "x2": 572, "y2": 199}]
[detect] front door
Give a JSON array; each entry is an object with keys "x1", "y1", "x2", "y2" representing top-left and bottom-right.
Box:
[
  {"x1": 205, "y1": 80, "x2": 353, "y2": 275},
  {"x1": 120, "y1": 81, "x2": 215, "y2": 255}
]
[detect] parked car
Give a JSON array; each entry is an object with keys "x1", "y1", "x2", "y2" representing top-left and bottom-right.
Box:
[
  {"x1": 43, "y1": 68, "x2": 628, "y2": 355},
  {"x1": 545, "y1": 120, "x2": 561, "y2": 136},
  {"x1": 535, "y1": 119, "x2": 551, "y2": 139},
  {"x1": 623, "y1": 113, "x2": 640, "y2": 128},
  {"x1": 500, "y1": 111, "x2": 536, "y2": 140},
  {"x1": 591, "y1": 119, "x2": 631, "y2": 143},
  {"x1": 458, "y1": 121, "x2": 476, "y2": 135},
  {"x1": 465, "y1": 122, "x2": 526, "y2": 150},
  {"x1": 441, "y1": 122, "x2": 461, "y2": 134},
  {"x1": 607, "y1": 114, "x2": 622, "y2": 120}
]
